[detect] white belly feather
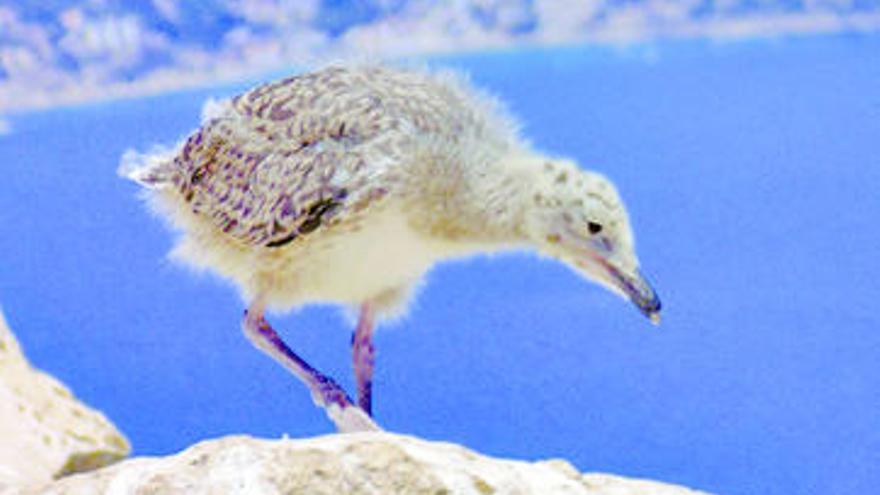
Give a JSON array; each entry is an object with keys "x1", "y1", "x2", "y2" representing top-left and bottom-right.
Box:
[
  {"x1": 168, "y1": 195, "x2": 497, "y2": 314},
  {"x1": 293, "y1": 209, "x2": 447, "y2": 303}
]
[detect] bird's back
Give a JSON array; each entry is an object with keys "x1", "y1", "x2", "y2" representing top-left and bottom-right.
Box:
[{"x1": 138, "y1": 65, "x2": 516, "y2": 250}]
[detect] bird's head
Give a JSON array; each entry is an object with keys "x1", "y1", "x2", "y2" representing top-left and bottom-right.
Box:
[{"x1": 523, "y1": 159, "x2": 661, "y2": 323}]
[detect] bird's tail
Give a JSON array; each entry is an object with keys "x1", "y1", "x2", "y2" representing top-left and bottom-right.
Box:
[{"x1": 117, "y1": 146, "x2": 177, "y2": 188}]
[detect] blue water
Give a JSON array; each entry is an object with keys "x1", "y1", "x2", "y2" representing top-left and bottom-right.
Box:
[{"x1": 2, "y1": 34, "x2": 879, "y2": 494}]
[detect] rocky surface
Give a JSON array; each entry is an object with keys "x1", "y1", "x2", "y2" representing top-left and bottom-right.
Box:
[
  {"x1": 0, "y1": 308, "x2": 709, "y2": 494},
  {"x1": 0, "y1": 310, "x2": 130, "y2": 491},
  {"x1": 27, "y1": 433, "x2": 709, "y2": 495}
]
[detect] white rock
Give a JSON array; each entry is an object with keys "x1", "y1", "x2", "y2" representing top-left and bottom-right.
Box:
[
  {"x1": 0, "y1": 311, "x2": 708, "y2": 495},
  {"x1": 28, "y1": 433, "x2": 710, "y2": 495},
  {"x1": 0, "y1": 310, "x2": 130, "y2": 491}
]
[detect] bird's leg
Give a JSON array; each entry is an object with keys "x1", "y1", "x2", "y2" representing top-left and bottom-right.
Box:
[
  {"x1": 351, "y1": 303, "x2": 376, "y2": 415},
  {"x1": 241, "y1": 306, "x2": 380, "y2": 433}
]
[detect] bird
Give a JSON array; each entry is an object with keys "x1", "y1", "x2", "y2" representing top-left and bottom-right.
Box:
[{"x1": 121, "y1": 64, "x2": 661, "y2": 433}]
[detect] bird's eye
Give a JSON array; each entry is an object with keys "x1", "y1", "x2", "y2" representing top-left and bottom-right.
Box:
[{"x1": 587, "y1": 221, "x2": 603, "y2": 235}]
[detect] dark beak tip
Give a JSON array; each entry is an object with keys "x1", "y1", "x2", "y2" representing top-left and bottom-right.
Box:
[
  {"x1": 639, "y1": 293, "x2": 662, "y2": 326},
  {"x1": 599, "y1": 260, "x2": 661, "y2": 326}
]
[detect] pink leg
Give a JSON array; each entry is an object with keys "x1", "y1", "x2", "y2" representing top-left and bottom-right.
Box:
[
  {"x1": 242, "y1": 306, "x2": 379, "y2": 432},
  {"x1": 352, "y1": 303, "x2": 376, "y2": 415}
]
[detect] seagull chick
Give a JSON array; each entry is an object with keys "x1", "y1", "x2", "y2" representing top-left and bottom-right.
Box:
[{"x1": 123, "y1": 65, "x2": 661, "y2": 432}]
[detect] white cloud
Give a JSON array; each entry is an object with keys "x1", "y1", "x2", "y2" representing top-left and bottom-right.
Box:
[
  {"x1": 60, "y1": 15, "x2": 146, "y2": 62},
  {"x1": 533, "y1": 0, "x2": 602, "y2": 42},
  {"x1": 226, "y1": 0, "x2": 320, "y2": 26},
  {"x1": 151, "y1": 0, "x2": 181, "y2": 23},
  {"x1": 0, "y1": 118, "x2": 11, "y2": 136},
  {"x1": 0, "y1": 1, "x2": 879, "y2": 114}
]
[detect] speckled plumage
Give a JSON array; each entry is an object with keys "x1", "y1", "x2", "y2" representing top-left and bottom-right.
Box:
[
  {"x1": 123, "y1": 64, "x2": 660, "y2": 432},
  {"x1": 129, "y1": 65, "x2": 529, "y2": 311},
  {"x1": 143, "y1": 67, "x2": 513, "y2": 247}
]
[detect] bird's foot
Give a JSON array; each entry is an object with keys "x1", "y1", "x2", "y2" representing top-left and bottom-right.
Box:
[
  {"x1": 308, "y1": 369, "x2": 380, "y2": 432},
  {"x1": 242, "y1": 307, "x2": 380, "y2": 433},
  {"x1": 326, "y1": 403, "x2": 382, "y2": 433}
]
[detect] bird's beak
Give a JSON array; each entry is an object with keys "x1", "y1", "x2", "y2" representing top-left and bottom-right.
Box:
[
  {"x1": 576, "y1": 256, "x2": 662, "y2": 324},
  {"x1": 604, "y1": 263, "x2": 662, "y2": 324}
]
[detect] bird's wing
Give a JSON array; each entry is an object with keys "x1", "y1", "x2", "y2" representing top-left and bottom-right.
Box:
[{"x1": 176, "y1": 78, "x2": 407, "y2": 248}]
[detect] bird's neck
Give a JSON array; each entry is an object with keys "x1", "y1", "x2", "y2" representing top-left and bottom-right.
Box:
[{"x1": 406, "y1": 151, "x2": 540, "y2": 247}]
